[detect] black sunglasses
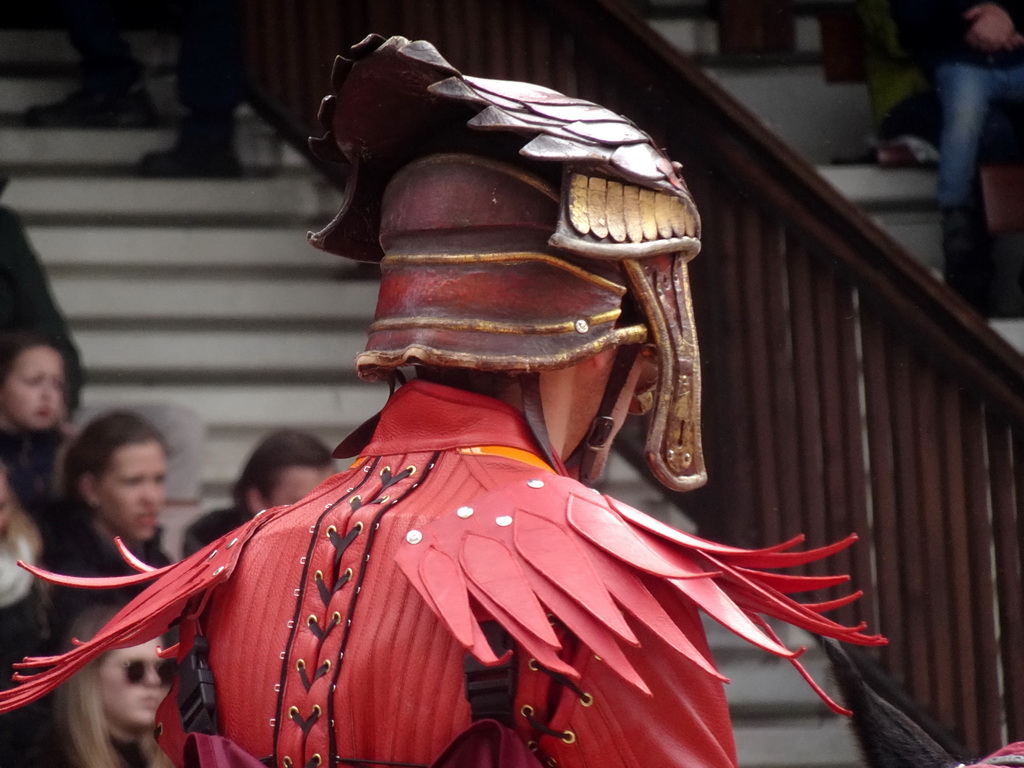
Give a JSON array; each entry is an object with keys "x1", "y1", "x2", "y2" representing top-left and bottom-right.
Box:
[{"x1": 121, "y1": 659, "x2": 176, "y2": 686}]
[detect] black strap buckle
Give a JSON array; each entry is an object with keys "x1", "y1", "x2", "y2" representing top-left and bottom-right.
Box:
[
  {"x1": 464, "y1": 622, "x2": 516, "y2": 727},
  {"x1": 177, "y1": 634, "x2": 218, "y2": 734}
]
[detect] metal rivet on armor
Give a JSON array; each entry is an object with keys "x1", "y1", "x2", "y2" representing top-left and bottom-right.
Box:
[
  {"x1": 269, "y1": 718, "x2": 276, "y2": 727},
  {"x1": 287, "y1": 620, "x2": 295, "y2": 629},
  {"x1": 212, "y1": 566, "x2": 225, "y2": 577},
  {"x1": 561, "y1": 730, "x2": 577, "y2": 745},
  {"x1": 527, "y1": 479, "x2": 545, "y2": 489},
  {"x1": 256, "y1": 509, "x2": 267, "y2": 516},
  {"x1": 520, "y1": 704, "x2": 534, "y2": 717},
  {"x1": 293, "y1": 589, "x2": 301, "y2": 597},
  {"x1": 309, "y1": 526, "x2": 316, "y2": 533},
  {"x1": 280, "y1": 651, "x2": 287, "y2": 660},
  {"x1": 574, "y1": 319, "x2": 589, "y2": 334},
  {"x1": 226, "y1": 537, "x2": 239, "y2": 549},
  {"x1": 300, "y1": 557, "x2": 307, "y2": 565},
  {"x1": 363, "y1": 464, "x2": 371, "y2": 471},
  {"x1": 274, "y1": 683, "x2": 281, "y2": 692},
  {"x1": 457, "y1": 506, "x2": 474, "y2": 519},
  {"x1": 496, "y1": 516, "x2": 513, "y2": 527},
  {"x1": 206, "y1": 549, "x2": 218, "y2": 560},
  {"x1": 406, "y1": 530, "x2": 423, "y2": 544},
  {"x1": 580, "y1": 692, "x2": 594, "y2": 707}
]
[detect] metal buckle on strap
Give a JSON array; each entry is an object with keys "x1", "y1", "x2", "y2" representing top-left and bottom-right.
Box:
[
  {"x1": 464, "y1": 622, "x2": 516, "y2": 728},
  {"x1": 177, "y1": 634, "x2": 218, "y2": 734}
]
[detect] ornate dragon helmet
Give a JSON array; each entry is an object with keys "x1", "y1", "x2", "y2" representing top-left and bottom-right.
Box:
[{"x1": 309, "y1": 34, "x2": 705, "y2": 492}]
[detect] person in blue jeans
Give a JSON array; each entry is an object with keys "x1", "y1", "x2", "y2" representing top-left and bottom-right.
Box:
[
  {"x1": 893, "y1": 0, "x2": 1024, "y2": 313},
  {"x1": 24, "y1": 0, "x2": 244, "y2": 178}
]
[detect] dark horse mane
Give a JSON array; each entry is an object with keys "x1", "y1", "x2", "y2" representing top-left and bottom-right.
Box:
[{"x1": 822, "y1": 639, "x2": 962, "y2": 768}]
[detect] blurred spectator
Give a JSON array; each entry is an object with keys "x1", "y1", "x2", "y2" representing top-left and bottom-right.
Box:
[
  {"x1": 0, "y1": 331, "x2": 67, "y2": 518},
  {"x1": 182, "y1": 429, "x2": 334, "y2": 557},
  {"x1": 29, "y1": 605, "x2": 174, "y2": 768},
  {"x1": 23, "y1": 0, "x2": 243, "y2": 178},
  {"x1": 892, "y1": 0, "x2": 1024, "y2": 313},
  {"x1": 45, "y1": 411, "x2": 172, "y2": 641},
  {"x1": 0, "y1": 194, "x2": 83, "y2": 411},
  {"x1": 0, "y1": 462, "x2": 51, "y2": 767}
]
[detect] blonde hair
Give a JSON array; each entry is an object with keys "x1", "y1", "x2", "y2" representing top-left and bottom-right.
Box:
[
  {"x1": 53, "y1": 607, "x2": 174, "y2": 768},
  {"x1": 0, "y1": 462, "x2": 41, "y2": 562}
]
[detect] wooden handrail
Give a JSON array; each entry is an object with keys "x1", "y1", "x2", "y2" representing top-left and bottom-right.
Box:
[{"x1": 240, "y1": 0, "x2": 1024, "y2": 752}]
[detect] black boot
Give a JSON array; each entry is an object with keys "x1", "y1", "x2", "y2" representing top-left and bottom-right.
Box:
[
  {"x1": 941, "y1": 206, "x2": 993, "y2": 315},
  {"x1": 138, "y1": 136, "x2": 242, "y2": 179}
]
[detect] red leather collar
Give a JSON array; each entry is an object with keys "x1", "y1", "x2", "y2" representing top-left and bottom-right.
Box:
[{"x1": 356, "y1": 380, "x2": 549, "y2": 459}]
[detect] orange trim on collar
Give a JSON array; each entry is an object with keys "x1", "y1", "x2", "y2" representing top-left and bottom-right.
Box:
[{"x1": 457, "y1": 445, "x2": 555, "y2": 473}]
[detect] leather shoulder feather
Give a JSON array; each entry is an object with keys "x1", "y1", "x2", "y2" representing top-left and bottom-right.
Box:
[{"x1": 395, "y1": 474, "x2": 884, "y2": 712}]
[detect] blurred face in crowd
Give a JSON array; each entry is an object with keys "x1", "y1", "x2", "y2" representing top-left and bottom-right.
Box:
[
  {"x1": 81, "y1": 440, "x2": 167, "y2": 545},
  {"x1": 0, "y1": 345, "x2": 65, "y2": 433},
  {"x1": 97, "y1": 639, "x2": 172, "y2": 741},
  {"x1": 244, "y1": 464, "x2": 334, "y2": 515}
]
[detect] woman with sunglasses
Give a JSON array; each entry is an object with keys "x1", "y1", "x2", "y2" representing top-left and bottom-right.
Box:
[{"x1": 32, "y1": 605, "x2": 175, "y2": 768}]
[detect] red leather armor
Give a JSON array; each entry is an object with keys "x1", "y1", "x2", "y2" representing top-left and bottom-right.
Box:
[{"x1": 1, "y1": 379, "x2": 881, "y2": 768}]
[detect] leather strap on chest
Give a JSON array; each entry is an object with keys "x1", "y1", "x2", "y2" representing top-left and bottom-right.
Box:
[{"x1": 463, "y1": 622, "x2": 516, "y2": 728}]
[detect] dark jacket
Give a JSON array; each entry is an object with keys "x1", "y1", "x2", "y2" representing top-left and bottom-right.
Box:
[
  {"x1": 892, "y1": 0, "x2": 1024, "y2": 72},
  {"x1": 182, "y1": 505, "x2": 249, "y2": 558},
  {"x1": 0, "y1": 205, "x2": 83, "y2": 412},
  {"x1": 0, "y1": 428, "x2": 62, "y2": 520},
  {"x1": 42, "y1": 503, "x2": 171, "y2": 642}
]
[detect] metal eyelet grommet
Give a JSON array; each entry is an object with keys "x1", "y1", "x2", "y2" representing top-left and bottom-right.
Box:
[
  {"x1": 527, "y1": 741, "x2": 538, "y2": 752},
  {"x1": 379, "y1": 466, "x2": 391, "y2": 477},
  {"x1": 314, "y1": 570, "x2": 323, "y2": 582},
  {"x1": 579, "y1": 692, "x2": 594, "y2": 707},
  {"x1": 322, "y1": 660, "x2": 332, "y2": 671},
  {"x1": 353, "y1": 521, "x2": 364, "y2": 533},
  {"x1": 307, "y1": 615, "x2": 318, "y2": 627},
  {"x1": 545, "y1": 758, "x2": 557, "y2": 768},
  {"x1": 376, "y1": 495, "x2": 390, "y2": 504},
  {"x1": 311, "y1": 704, "x2": 322, "y2": 717},
  {"x1": 311, "y1": 756, "x2": 322, "y2": 767},
  {"x1": 282, "y1": 758, "x2": 293, "y2": 768},
  {"x1": 561, "y1": 730, "x2": 577, "y2": 745},
  {"x1": 520, "y1": 704, "x2": 534, "y2": 717},
  {"x1": 288, "y1": 706, "x2": 299, "y2": 717},
  {"x1": 527, "y1": 658, "x2": 539, "y2": 671},
  {"x1": 331, "y1": 611, "x2": 342, "y2": 625},
  {"x1": 343, "y1": 568, "x2": 353, "y2": 579},
  {"x1": 295, "y1": 659, "x2": 305, "y2": 671},
  {"x1": 405, "y1": 465, "x2": 417, "y2": 476},
  {"x1": 325, "y1": 525, "x2": 337, "y2": 538}
]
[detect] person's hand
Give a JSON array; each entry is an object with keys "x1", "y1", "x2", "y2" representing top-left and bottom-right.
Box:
[{"x1": 964, "y1": 3, "x2": 1021, "y2": 51}]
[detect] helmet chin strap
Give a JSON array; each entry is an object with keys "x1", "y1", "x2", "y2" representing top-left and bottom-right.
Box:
[
  {"x1": 564, "y1": 344, "x2": 641, "y2": 486},
  {"x1": 519, "y1": 373, "x2": 561, "y2": 473}
]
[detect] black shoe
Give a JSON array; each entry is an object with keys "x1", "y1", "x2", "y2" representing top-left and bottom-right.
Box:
[
  {"x1": 24, "y1": 87, "x2": 157, "y2": 129},
  {"x1": 942, "y1": 206, "x2": 993, "y2": 314},
  {"x1": 138, "y1": 142, "x2": 243, "y2": 179}
]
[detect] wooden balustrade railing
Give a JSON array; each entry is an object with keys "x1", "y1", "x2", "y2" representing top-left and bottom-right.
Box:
[{"x1": 240, "y1": 0, "x2": 1024, "y2": 753}]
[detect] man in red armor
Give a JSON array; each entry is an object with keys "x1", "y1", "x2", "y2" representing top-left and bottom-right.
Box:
[{"x1": 0, "y1": 35, "x2": 883, "y2": 768}]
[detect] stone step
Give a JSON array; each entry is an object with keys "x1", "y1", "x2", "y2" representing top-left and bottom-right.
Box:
[
  {"x1": 74, "y1": 328, "x2": 362, "y2": 380},
  {"x1": 706, "y1": 65, "x2": 872, "y2": 165},
  {"x1": 0, "y1": 123, "x2": 308, "y2": 173},
  {"x1": 0, "y1": 30, "x2": 173, "y2": 67},
  {"x1": 816, "y1": 164, "x2": 937, "y2": 210},
  {"x1": 734, "y1": 719, "x2": 857, "y2": 768},
  {"x1": 4, "y1": 176, "x2": 341, "y2": 224},
  {"x1": 30, "y1": 224, "x2": 349, "y2": 274},
  {"x1": 650, "y1": 15, "x2": 824, "y2": 57},
  {"x1": 53, "y1": 275, "x2": 376, "y2": 324}
]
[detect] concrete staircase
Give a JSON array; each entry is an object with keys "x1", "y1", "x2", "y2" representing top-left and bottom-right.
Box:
[
  {"x1": 649, "y1": 4, "x2": 1024, "y2": 326},
  {"x1": 0, "y1": 26, "x2": 856, "y2": 768}
]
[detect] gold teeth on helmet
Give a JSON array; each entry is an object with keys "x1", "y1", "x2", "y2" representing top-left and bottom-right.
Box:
[{"x1": 568, "y1": 172, "x2": 696, "y2": 243}]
